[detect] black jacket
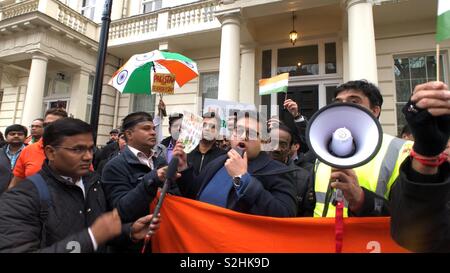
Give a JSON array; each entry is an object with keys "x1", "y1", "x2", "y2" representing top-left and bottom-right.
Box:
[
  {"x1": 93, "y1": 141, "x2": 119, "y2": 171},
  {"x1": 285, "y1": 160, "x2": 312, "y2": 216},
  {"x1": 160, "y1": 136, "x2": 174, "y2": 148},
  {"x1": 176, "y1": 151, "x2": 298, "y2": 217},
  {"x1": 0, "y1": 147, "x2": 12, "y2": 194},
  {"x1": 187, "y1": 144, "x2": 226, "y2": 175},
  {"x1": 102, "y1": 146, "x2": 167, "y2": 223},
  {"x1": 0, "y1": 162, "x2": 131, "y2": 253},
  {"x1": 390, "y1": 158, "x2": 450, "y2": 252}
]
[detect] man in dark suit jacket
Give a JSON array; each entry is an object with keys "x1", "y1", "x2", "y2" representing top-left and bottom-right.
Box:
[
  {"x1": 173, "y1": 112, "x2": 299, "y2": 217},
  {"x1": 102, "y1": 112, "x2": 169, "y2": 224}
]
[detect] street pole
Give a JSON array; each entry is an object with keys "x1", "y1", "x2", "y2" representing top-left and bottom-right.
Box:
[{"x1": 90, "y1": 0, "x2": 113, "y2": 146}]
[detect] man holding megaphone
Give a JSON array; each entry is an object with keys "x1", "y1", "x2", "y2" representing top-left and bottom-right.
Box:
[{"x1": 286, "y1": 80, "x2": 413, "y2": 218}]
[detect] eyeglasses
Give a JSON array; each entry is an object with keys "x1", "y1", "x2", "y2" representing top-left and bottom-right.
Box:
[
  {"x1": 232, "y1": 126, "x2": 259, "y2": 140},
  {"x1": 54, "y1": 146, "x2": 96, "y2": 155}
]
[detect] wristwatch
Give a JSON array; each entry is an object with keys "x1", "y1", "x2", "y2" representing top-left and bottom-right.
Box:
[
  {"x1": 294, "y1": 113, "x2": 305, "y2": 122},
  {"x1": 233, "y1": 174, "x2": 243, "y2": 188}
]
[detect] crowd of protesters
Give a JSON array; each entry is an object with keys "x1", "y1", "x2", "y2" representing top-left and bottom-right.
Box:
[{"x1": 0, "y1": 79, "x2": 448, "y2": 253}]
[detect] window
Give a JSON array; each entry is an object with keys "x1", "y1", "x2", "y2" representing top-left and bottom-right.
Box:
[
  {"x1": 325, "y1": 43, "x2": 337, "y2": 74},
  {"x1": 143, "y1": 0, "x2": 162, "y2": 13},
  {"x1": 261, "y1": 50, "x2": 272, "y2": 117},
  {"x1": 44, "y1": 100, "x2": 69, "y2": 111},
  {"x1": 277, "y1": 45, "x2": 319, "y2": 76},
  {"x1": 85, "y1": 102, "x2": 92, "y2": 123},
  {"x1": 199, "y1": 72, "x2": 219, "y2": 109},
  {"x1": 81, "y1": 0, "x2": 96, "y2": 20},
  {"x1": 86, "y1": 74, "x2": 94, "y2": 122},
  {"x1": 87, "y1": 74, "x2": 94, "y2": 96},
  {"x1": 325, "y1": 85, "x2": 337, "y2": 105},
  {"x1": 394, "y1": 53, "x2": 445, "y2": 135},
  {"x1": 132, "y1": 94, "x2": 156, "y2": 116},
  {"x1": 45, "y1": 73, "x2": 71, "y2": 97}
]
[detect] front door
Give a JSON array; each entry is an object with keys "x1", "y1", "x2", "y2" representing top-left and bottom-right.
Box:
[{"x1": 277, "y1": 85, "x2": 318, "y2": 120}]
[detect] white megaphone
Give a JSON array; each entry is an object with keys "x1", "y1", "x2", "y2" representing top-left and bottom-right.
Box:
[{"x1": 306, "y1": 102, "x2": 383, "y2": 169}]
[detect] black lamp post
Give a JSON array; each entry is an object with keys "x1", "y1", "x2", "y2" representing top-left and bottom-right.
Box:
[{"x1": 90, "y1": 0, "x2": 113, "y2": 146}]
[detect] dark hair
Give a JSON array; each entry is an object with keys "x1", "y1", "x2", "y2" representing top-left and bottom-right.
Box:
[
  {"x1": 44, "y1": 108, "x2": 68, "y2": 119},
  {"x1": 203, "y1": 112, "x2": 221, "y2": 129},
  {"x1": 43, "y1": 118, "x2": 93, "y2": 147},
  {"x1": 33, "y1": 118, "x2": 44, "y2": 123},
  {"x1": 400, "y1": 124, "x2": 411, "y2": 137},
  {"x1": 0, "y1": 131, "x2": 5, "y2": 148},
  {"x1": 110, "y1": 128, "x2": 120, "y2": 135},
  {"x1": 334, "y1": 80, "x2": 383, "y2": 108},
  {"x1": 168, "y1": 113, "x2": 183, "y2": 128},
  {"x1": 276, "y1": 122, "x2": 294, "y2": 147},
  {"x1": 5, "y1": 124, "x2": 28, "y2": 137},
  {"x1": 121, "y1": 112, "x2": 153, "y2": 132}
]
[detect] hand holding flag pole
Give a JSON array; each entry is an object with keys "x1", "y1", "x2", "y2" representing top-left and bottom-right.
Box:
[
  {"x1": 141, "y1": 157, "x2": 179, "y2": 254},
  {"x1": 436, "y1": 0, "x2": 450, "y2": 82}
]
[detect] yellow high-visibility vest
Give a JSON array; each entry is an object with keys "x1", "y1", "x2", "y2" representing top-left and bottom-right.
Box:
[{"x1": 313, "y1": 134, "x2": 413, "y2": 217}]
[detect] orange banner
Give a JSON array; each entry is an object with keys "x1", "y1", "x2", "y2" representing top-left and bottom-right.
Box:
[{"x1": 151, "y1": 195, "x2": 409, "y2": 253}]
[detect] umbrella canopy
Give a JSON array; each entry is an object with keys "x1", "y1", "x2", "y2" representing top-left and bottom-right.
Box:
[{"x1": 109, "y1": 50, "x2": 198, "y2": 94}]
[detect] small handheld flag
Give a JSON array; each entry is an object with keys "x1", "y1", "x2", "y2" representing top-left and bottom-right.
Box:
[{"x1": 259, "y1": 73, "x2": 289, "y2": 95}]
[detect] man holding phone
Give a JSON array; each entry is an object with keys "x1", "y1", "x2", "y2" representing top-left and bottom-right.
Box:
[{"x1": 172, "y1": 111, "x2": 299, "y2": 217}]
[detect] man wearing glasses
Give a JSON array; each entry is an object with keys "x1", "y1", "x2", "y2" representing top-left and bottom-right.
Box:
[
  {"x1": 0, "y1": 118, "x2": 160, "y2": 252},
  {"x1": 172, "y1": 111, "x2": 298, "y2": 217},
  {"x1": 25, "y1": 118, "x2": 44, "y2": 145}
]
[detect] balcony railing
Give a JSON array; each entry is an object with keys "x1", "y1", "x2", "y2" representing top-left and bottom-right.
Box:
[
  {"x1": 2, "y1": 0, "x2": 39, "y2": 19},
  {"x1": 168, "y1": 0, "x2": 218, "y2": 29},
  {"x1": 56, "y1": 2, "x2": 89, "y2": 34},
  {"x1": 1, "y1": 0, "x2": 97, "y2": 40},
  {"x1": 1, "y1": 0, "x2": 221, "y2": 43},
  {"x1": 108, "y1": 0, "x2": 220, "y2": 44},
  {"x1": 109, "y1": 13, "x2": 158, "y2": 40}
]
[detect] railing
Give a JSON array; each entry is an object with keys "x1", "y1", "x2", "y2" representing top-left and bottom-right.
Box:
[
  {"x1": 2, "y1": 0, "x2": 39, "y2": 19},
  {"x1": 1, "y1": 0, "x2": 221, "y2": 42},
  {"x1": 168, "y1": 0, "x2": 219, "y2": 29},
  {"x1": 56, "y1": 3, "x2": 88, "y2": 34},
  {"x1": 0, "y1": 0, "x2": 97, "y2": 39},
  {"x1": 109, "y1": 13, "x2": 158, "y2": 40}
]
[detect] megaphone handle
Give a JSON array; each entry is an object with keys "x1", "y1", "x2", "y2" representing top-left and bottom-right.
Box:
[
  {"x1": 335, "y1": 189, "x2": 344, "y2": 253},
  {"x1": 322, "y1": 179, "x2": 335, "y2": 217}
]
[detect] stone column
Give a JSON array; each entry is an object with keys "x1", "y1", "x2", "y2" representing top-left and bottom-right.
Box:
[
  {"x1": 22, "y1": 53, "x2": 48, "y2": 127},
  {"x1": 346, "y1": 0, "x2": 378, "y2": 85},
  {"x1": 68, "y1": 69, "x2": 90, "y2": 121},
  {"x1": 239, "y1": 45, "x2": 256, "y2": 104},
  {"x1": 216, "y1": 9, "x2": 241, "y2": 102}
]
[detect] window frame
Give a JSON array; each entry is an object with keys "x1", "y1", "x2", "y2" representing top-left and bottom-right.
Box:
[
  {"x1": 130, "y1": 93, "x2": 157, "y2": 117},
  {"x1": 393, "y1": 51, "x2": 448, "y2": 135},
  {"x1": 142, "y1": 0, "x2": 163, "y2": 14},
  {"x1": 198, "y1": 71, "x2": 219, "y2": 113},
  {"x1": 81, "y1": 0, "x2": 96, "y2": 20}
]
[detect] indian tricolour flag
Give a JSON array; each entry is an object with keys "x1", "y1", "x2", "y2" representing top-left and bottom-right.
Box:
[
  {"x1": 437, "y1": 0, "x2": 450, "y2": 42},
  {"x1": 258, "y1": 73, "x2": 289, "y2": 95}
]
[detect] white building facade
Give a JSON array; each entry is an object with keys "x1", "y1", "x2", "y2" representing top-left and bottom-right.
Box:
[{"x1": 0, "y1": 0, "x2": 448, "y2": 144}]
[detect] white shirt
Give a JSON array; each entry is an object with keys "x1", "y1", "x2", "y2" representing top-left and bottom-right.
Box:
[
  {"x1": 128, "y1": 145, "x2": 155, "y2": 170},
  {"x1": 60, "y1": 176, "x2": 98, "y2": 251}
]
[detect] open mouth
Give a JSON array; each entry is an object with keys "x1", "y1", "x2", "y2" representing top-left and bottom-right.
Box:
[{"x1": 238, "y1": 142, "x2": 246, "y2": 149}]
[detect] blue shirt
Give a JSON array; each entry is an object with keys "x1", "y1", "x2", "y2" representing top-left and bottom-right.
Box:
[
  {"x1": 5, "y1": 144, "x2": 25, "y2": 170},
  {"x1": 198, "y1": 166, "x2": 251, "y2": 208}
]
